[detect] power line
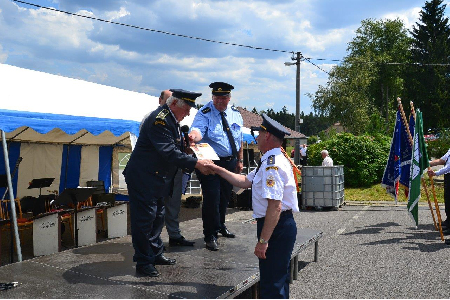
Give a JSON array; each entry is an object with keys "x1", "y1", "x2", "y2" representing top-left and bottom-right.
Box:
[
  {"x1": 13, "y1": 0, "x2": 293, "y2": 53},
  {"x1": 12, "y1": 0, "x2": 344, "y2": 74}
]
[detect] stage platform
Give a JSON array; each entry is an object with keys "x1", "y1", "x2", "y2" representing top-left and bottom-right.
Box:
[{"x1": 0, "y1": 212, "x2": 322, "y2": 298}]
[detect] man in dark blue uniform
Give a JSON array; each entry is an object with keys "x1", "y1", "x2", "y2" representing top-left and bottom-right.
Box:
[
  {"x1": 124, "y1": 89, "x2": 214, "y2": 277},
  {"x1": 189, "y1": 82, "x2": 244, "y2": 251}
]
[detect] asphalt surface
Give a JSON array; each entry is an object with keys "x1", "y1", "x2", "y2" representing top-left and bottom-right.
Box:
[
  {"x1": 1, "y1": 201, "x2": 449, "y2": 298},
  {"x1": 288, "y1": 203, "x2": 450, "y2": 299}
]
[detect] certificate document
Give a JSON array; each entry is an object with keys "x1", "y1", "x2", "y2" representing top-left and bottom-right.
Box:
[{"x1": 191, "y1": 143, "x2": 220, "y2": 160}]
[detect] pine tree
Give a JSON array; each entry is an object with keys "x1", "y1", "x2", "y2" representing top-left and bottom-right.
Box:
[{"x1": 407, "y1": 0, "x2": 450, "y2": 130}]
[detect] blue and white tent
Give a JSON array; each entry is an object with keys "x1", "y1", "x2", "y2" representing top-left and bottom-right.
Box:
[{"x1": 0, "y1": 109, "x2": 140, "y2": 200}]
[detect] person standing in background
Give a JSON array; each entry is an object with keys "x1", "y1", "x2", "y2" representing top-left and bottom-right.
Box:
[
  {"x1": 321, "y1": 149, "x2": 333, "y2": 167},
  {"x1": 300, "y1": 144, "x2": 308, "y2": 166}
]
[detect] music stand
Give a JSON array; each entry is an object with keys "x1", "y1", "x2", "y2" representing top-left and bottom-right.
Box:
[
  {"x1": 28, "y1": 178, "x2": 55, "y2": 197},
  {"x1": 54, "y1": 187, "x2": 96, "y2": 248},
  {"x1": 0, "y1": 174, "x2": 7, "y2": 187}
]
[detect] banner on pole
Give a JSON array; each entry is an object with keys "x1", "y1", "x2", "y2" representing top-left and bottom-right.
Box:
[{"x1": 407, "y1": 109, "x2": 429, "y2": 227}]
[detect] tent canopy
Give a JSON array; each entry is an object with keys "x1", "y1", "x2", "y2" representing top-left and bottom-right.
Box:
[{"x1": 0, "y1": 109, "x2": 140, "y2": 146}]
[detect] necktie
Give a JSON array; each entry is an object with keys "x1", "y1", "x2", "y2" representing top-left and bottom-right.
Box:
[
  {"x1": 255, "y1": 158, "x2": 262, "y2": 174},
  {"x1": 177, "y1": 124, "x2": 184, "y2": 152},
  {"x1": 220, "y1": 112, "x2": 238, "y2": 158}
]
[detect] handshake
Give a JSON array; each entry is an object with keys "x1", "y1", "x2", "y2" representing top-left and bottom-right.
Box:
[{"x1": 195, "y1": 159, "x2": 225, "y2": 176}]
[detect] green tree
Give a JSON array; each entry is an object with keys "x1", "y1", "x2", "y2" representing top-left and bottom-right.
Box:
[
  {"x1": 307, "y1": 133, "x2": 391, "y2": 187},
  {"x1": 310, "y1": 18, "x2": 411, "y2": 134},
  {"x1": 405, "y1": 0, "x2": 450, "y2": 130}
]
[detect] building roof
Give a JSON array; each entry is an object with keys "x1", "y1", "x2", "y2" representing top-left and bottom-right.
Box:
[{"x1": 237, "y1": 107, "x2": 306, "y2": 139}]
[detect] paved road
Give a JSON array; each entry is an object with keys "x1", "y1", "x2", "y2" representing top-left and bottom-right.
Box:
[{"x1": 288, "y1": 204, "x2": 449, "y2": 299}]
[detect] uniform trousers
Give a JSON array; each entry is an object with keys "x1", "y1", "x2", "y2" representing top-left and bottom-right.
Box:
[
  {"x1": 128, "y1": 184, "x2": 165, "y2": 267},
  {"x1": 196, "y1": 158, "x2": 236, "y2": 240},
  {"x1": 256, "y1": 211, "x2": 297, "y2": 299},
  {"x1": 165, "y1": 169, "x2": 183, "y2": 239}
]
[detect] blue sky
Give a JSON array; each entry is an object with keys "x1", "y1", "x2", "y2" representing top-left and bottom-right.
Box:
[{"x1": 0, "y1": 0, "x2": 446, "y2": 117}]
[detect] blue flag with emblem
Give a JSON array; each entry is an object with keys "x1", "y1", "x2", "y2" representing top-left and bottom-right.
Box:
[
  {"x1": 381, "y1": 111, "x2": 402, "y2": 201},
  {"x1": 399, "y1": 113, "x2": 415, "y2": 193}
]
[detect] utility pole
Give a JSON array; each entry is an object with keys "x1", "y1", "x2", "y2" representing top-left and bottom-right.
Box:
[{"x1": 285, "y1": 52, "x2": 302, "y2": 165}]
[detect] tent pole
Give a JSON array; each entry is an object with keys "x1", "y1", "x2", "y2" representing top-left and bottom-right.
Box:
[{"x1": 1, "y1": 130, "x2": 22, "y2": 262}]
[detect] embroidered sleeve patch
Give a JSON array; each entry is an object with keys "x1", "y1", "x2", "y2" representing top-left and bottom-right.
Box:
[
  {"x1": 154, "y1": 120, "x2": 166, "y2": 126},
  {"x1": 266, "y1": 175, "x2": 275, "y2": 187},
  {"x1": 156, "y1": 109, "x2": 169, "y2": 120}
]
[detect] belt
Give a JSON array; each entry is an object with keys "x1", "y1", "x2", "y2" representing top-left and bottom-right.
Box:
[
  {"x1": 281, "y1": 209, "x2": 293, "y2": 217},
  {"x1": 218, "y1": 156, "x2": 234, "y2": 161},
  {"x1": 256, "y1": 209, "x2": 292, "y2": 221}
]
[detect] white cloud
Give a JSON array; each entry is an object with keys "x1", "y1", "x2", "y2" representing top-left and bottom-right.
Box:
[
  {"x1": 104, "y1": 7, "x2": 130, "y2": 21},
  {"x1": 382, "y1": 6, "x2": 422, "y2": 30},
  {"x1": 0, "y1": 0, "x2": 439, "y2": 117}
]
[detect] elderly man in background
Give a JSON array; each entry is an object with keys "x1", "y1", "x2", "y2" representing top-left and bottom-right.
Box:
[
  {"x1": 139, "y1": 89, "x2": 195, "y2": 247},
  {"x1": 321, "y1": 150, "x2": 333, "y2": 167}
]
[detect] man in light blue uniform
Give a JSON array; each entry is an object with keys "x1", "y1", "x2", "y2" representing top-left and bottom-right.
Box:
[
  {"x1": 206, "y1": 114, "x2": 299, "y2": 298},
  {"x1": 189, "y1": 82, "x2": 244, "y2": 251}
]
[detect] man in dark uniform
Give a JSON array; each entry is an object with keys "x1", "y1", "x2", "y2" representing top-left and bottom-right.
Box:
[
  {"x1": 124, "y1": 89, "x2": 214, "y2": 277},
  {"x1": 189, "y1": 82, "x2": 244, "y2": 251}
]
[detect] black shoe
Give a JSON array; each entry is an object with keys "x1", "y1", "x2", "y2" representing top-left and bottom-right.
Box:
[
  {"x1": 219, "y1": 227, "x2": 235, "y2": 238},
  {"x1": 205, "y1": 236, "x2": 219, "y2": 251},
  {"x1": 169, "y1": 236, "x2": 195, "y2": 246},
  {"x1": 154, "y1": 254, "x2": 176, "y2": 265},
  {"x1": 136, "y1": 264, "x2": 160, "y2": 277}
]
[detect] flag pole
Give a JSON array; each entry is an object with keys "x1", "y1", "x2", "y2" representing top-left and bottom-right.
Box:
[
  {"x1": 397, "y1": 98, "x2": 413, "y2": 146},
  {"x1": 281, "y1": 147, "x2": 302, "y2": 192},
  {"x1": 410, "y1": 102, "x2": 444, "y2": 240},
  {"x1": 410, "y1": 101, "x2": 439, "y2": 232},
  {"x1": 396, "y1": 98, "x2": 413, "y2": 206}
]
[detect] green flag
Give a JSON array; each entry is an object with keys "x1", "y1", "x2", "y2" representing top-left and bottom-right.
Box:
[{"x1": 407, "y1": 110, "x2": 429, "y2": 227}]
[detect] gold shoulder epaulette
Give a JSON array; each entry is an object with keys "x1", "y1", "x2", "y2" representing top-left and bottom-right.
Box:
[{"x1": 202, "y1": 107, "x2": 211, "y2": 114}]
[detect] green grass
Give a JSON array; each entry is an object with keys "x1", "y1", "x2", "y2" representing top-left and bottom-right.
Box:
[{"x1": 344, "y1": 180, "x2": 445, "y2": 203}]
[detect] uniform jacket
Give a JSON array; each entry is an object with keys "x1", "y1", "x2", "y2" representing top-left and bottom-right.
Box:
[{"x1": 124, "y1": 104, "x2": 197, "y2": 198}]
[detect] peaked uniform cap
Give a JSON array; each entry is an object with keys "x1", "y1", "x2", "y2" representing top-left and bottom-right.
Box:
[
  {"x1": 170, "y1": 89, "x2": 202, "y2": 108},
  {"x1": 255, "y1": 113, "x2": 291, "y2": 139},
  {"x1": 209, "y1": 82, "x2": 234, "y2": 96}
]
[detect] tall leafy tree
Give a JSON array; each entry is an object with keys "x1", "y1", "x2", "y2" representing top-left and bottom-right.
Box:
[
  {"x1": 406, "y1": 0, "x2": 450, "y2": 130},
  {"x1": 310, "y1": 18, "x2": 411, "y2": 134}
]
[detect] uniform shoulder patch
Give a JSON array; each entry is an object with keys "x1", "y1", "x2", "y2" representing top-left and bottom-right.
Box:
[
  {"x1": 154, "y1": 120, "x2": 166, "y2": 126},
  {"x1": 201, "y1": 107, "x2": 211, "y2": 114},
  {"x1": 267, "y1": 155, "x2": 275, "y2": 165},
  {"x1": 156, "y1": 109, "x2": 169, "y2": 120}
]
